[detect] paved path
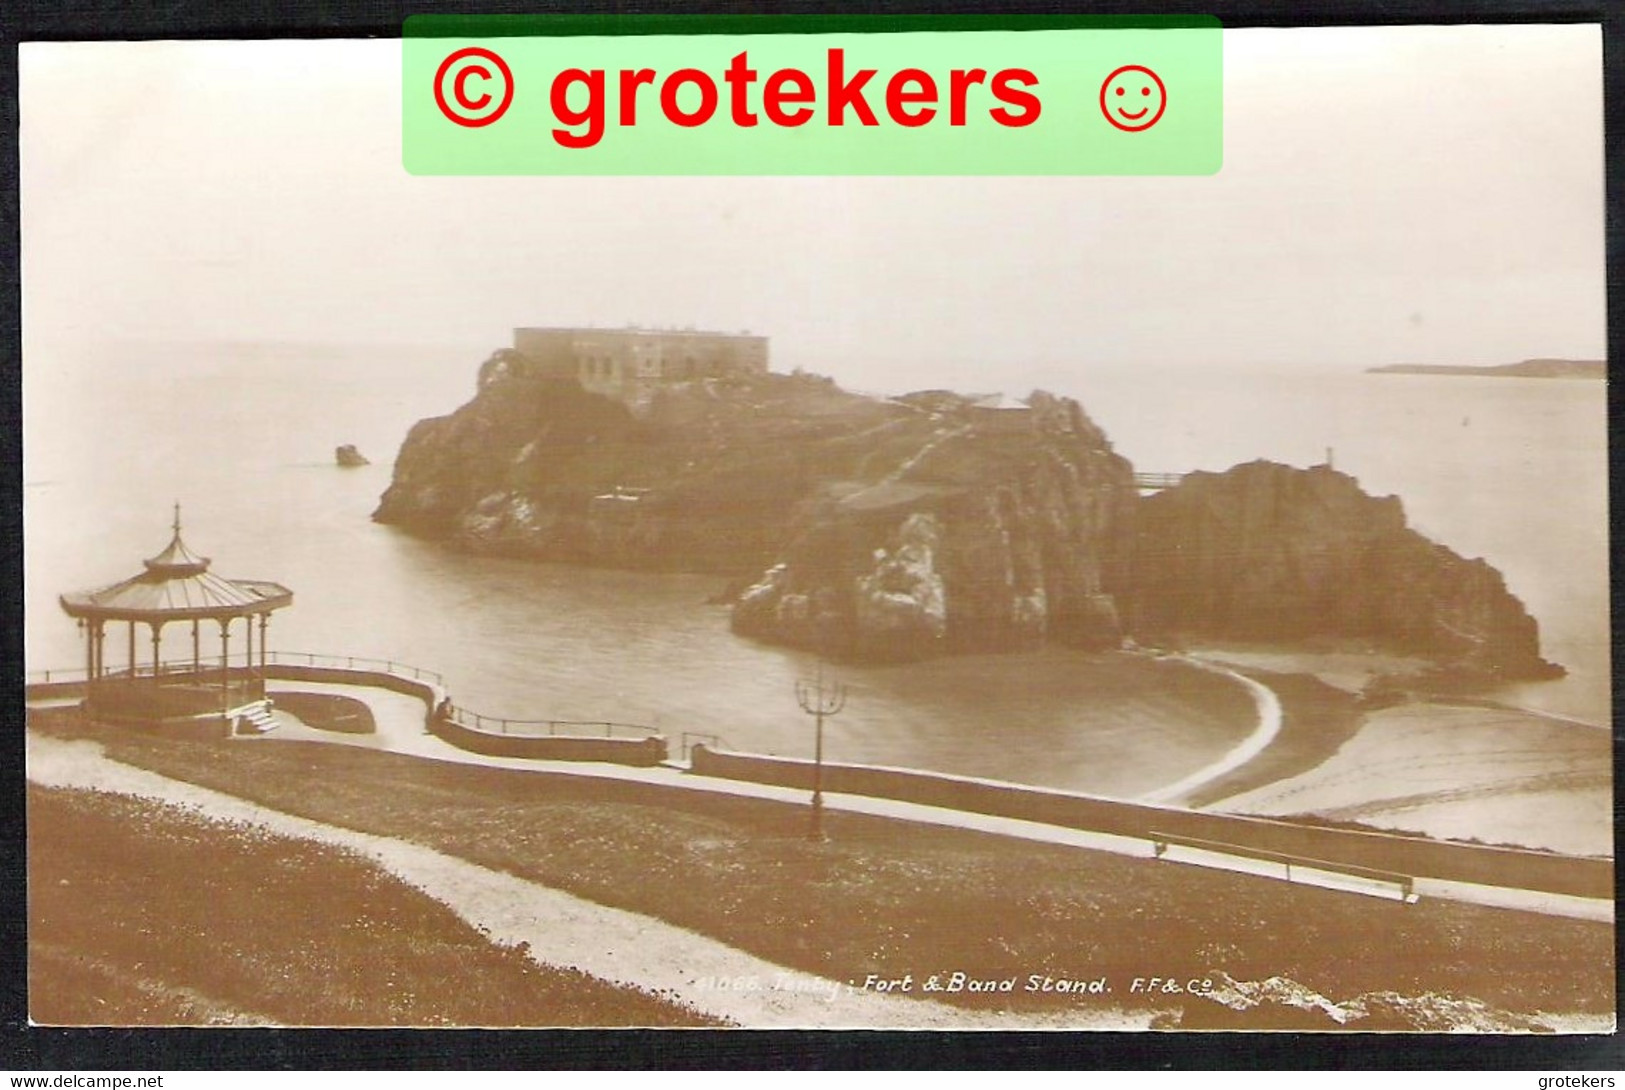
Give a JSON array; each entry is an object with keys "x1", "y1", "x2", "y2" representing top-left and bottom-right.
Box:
[
  {"x1": 26, "y1": 731, "x2": 1140, "y2": 1031},
  {"x1": 837, "y1": 422, "x2": 971, "y2": 510},
  {"x1": 257, "y1": 681, "x2": 1612, "y2": 924}
]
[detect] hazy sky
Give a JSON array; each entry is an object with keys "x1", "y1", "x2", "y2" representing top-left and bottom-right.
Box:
[{"x1": 20, "y1": 24, "x2": 1605, "y2": 389}]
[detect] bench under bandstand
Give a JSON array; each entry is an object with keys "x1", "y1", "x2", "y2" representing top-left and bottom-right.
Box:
[{"x1": 58, "y1": 506, "x2": 293, "y2": 732}]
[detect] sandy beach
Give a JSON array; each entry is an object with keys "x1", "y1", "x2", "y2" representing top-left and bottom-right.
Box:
[
  {"x1": 1187, "y1": 646, "x2": 1612, "y2": 858},
  {"x1": 1217, "y1": 702, "x2": 1611, "y2": 857}
]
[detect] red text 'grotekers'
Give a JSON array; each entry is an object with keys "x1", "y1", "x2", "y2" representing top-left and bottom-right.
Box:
[{"x1": 550, "y1": 48, "x2": 1041, "y2": 149}]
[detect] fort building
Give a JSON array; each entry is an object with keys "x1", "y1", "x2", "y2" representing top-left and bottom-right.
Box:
[{"x1": 509, "y1": 326, "x2": 769, "y2": 402}]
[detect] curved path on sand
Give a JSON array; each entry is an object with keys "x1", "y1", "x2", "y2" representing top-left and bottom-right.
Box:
[
  {"x1": 1137, "y1": 658, "x2": 1283, "y2": 806},
  {"x1": 25, "y1": 731, "x2": 1140, "y2": 1031}
]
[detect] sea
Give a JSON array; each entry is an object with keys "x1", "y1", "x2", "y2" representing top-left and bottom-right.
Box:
[{"x1": 23, "y1": 342, "x2": 1612, "y2": 795}]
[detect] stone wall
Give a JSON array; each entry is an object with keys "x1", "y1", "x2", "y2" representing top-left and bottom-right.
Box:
[{"x1": 687, "y1": 746, "x2": 1611, "y2": 898}]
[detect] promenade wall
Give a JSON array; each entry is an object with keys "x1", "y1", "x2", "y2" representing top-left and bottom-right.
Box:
[
  {"x1": 27, "y1": 672, "x2": 1609, "y2": 896},
  {"x1": 26, "y1": 665, "x2": 669, "y2": 768},
  {"x1": 266, "y1": 664, "x2": 670, "y2": 765},
  {"x1": 427, "y1": 715, "x2": 668, "y2": 765},
  {"x1": 688, "y1": 746, "x2": 1612, "y2": 899}
]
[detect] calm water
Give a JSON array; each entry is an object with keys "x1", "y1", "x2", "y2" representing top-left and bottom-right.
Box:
[{"x1": 24, "y1": 344, "x2": 1610, "y2": 796}]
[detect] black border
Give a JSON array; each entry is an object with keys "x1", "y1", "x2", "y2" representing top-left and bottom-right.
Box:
[{"x1": 1, "y1": 0, "x2": 1620, "y2": 1072}]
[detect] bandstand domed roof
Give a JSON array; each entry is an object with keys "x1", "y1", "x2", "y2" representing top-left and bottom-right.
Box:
[
  {"x1": 59, "y1": 507, "x2": 293, "y2": 622},
  {"x1": 142, "y1": 529, "x2": 211, "y2": 576}
]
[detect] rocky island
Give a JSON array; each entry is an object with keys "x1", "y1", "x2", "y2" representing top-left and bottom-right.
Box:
[
  {"x1": 1131, "y1": 461, "x2": 1563, "y2": 682},
  {"x1": 376, "y1": 336, "x2": 1561, "y2": 681}
]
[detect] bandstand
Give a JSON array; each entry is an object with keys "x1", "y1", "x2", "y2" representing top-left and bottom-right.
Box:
[{"x1": 58, "y1": 507, "x2": 293, "y2": 732}]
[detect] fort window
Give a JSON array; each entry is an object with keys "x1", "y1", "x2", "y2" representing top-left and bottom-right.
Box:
[{"x1": 510, "y1": 326, "x2": 770, "y2": 402}]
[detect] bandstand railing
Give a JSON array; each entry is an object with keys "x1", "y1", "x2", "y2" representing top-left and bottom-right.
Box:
[
  {"x1": 27, "y1": 666, "x2": 90, "y2": 685},
  {"x1": 115, "y1": 661, "x2": 265, "y2": 681},
  {"x1": 29, "y1": 652, "x2": 445, "y2": 689}
]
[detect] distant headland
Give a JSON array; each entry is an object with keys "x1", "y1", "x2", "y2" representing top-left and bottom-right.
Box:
[{"x1": 1367, "y1": 358, "x2": 1605, "y2": 380}]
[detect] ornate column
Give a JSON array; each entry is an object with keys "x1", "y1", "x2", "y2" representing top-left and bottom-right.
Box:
[
  {"x1": 150, "y1": 621, "x2": 164, "y2": 687},
  {"x1": 84, "y1": 621, "x2": 96, "y2": 712},
  {"x1": 91, "y1": 622, "x2": 105, "y2": 710},
  {"x1": 245, "y1": 614, "x2": 256, "y2": 698},
  {"x1": 219, "y1": 617, "x2": 232, "y2": 711},
  {"x1": 81, "y1": 619, "x2": 91, "y2": 688}
]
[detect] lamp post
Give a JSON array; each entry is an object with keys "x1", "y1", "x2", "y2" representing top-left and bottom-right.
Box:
[{"x1": 795, "y1": 664, "x2": 847, "y2": 842}]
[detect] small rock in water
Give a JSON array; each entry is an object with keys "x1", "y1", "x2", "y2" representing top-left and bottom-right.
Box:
[{"x1": 335, "y1": 444, "x2": 369, "y2": 467}]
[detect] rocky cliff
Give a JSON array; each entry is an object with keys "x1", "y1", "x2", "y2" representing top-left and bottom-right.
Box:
[
  {"x1": 373, "y1": 359, "x2": 878, "y2": 573},
  {"x1": 374, "y1": 357, "x2": 1138, "y2": 660},
  {"x1": 1130, "y1": 460, "x2": 1561, "y2": 680},
  {"x1": 730, "y1": 391, "x2": 1139, "y2": 660},
  {"x1": 377, "y1": 351, "x2": 1560, "y2": 677}
]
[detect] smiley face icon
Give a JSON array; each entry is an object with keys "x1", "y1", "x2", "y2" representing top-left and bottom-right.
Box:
[{"x1": 1099, "y1": 64, "x2": 1167, "y2": 132}]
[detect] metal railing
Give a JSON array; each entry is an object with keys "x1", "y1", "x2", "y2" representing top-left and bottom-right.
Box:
[
  {"x1": 29, "y1": 651, "x2": 670, "y2": 744},
  {"x1": 1150, "y1": 830, "x2": 1416, "y2": 901},
  {"x1": 26, "y1": 666, "x2": 89, "y2": 685},
  {"x1": 268, "y1": 651, "x2": 445, "y2": 686},
  {"x1": 27, "y1": 662, "x2": 249, "y2": 684},
  {"x1": 445, "y1": 704, "x2": 660, "y2": 741},
  {"x1": 29, "y1": 651, "x2": 444, "y2": 688},
  {"x1": 117, "y1": 662, "x2": 264, "y2": 681}
]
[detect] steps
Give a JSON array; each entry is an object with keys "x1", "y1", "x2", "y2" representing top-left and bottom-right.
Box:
[{"x1": 233, "y1": 702, "x2": 279, "y2": 735}]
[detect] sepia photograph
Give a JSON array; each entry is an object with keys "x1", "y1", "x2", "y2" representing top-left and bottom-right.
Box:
[{"x1": 18, "y1": 19, "x2": 1612, "y2": 1036}]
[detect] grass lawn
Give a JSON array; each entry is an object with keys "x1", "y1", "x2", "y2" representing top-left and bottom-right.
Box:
[
  {"x1": 30, "y1": 707, "x2": 1614, "y2": 1022},
  {"x1": 271, "y1": 690, "x2": 377, "y2": 734},
  {"x1": 29, "y1": 784, "x2": 722, "y2": 1027}
]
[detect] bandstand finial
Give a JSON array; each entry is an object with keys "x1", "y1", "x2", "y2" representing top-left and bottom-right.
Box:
[{"x1": 173, "y1": 502, "x2": 181, "y2": 535}]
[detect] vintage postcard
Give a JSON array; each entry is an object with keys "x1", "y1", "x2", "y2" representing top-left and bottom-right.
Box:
[{"x1": 20, "y1": 20, "x2": 1611, "y2": 1033}]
